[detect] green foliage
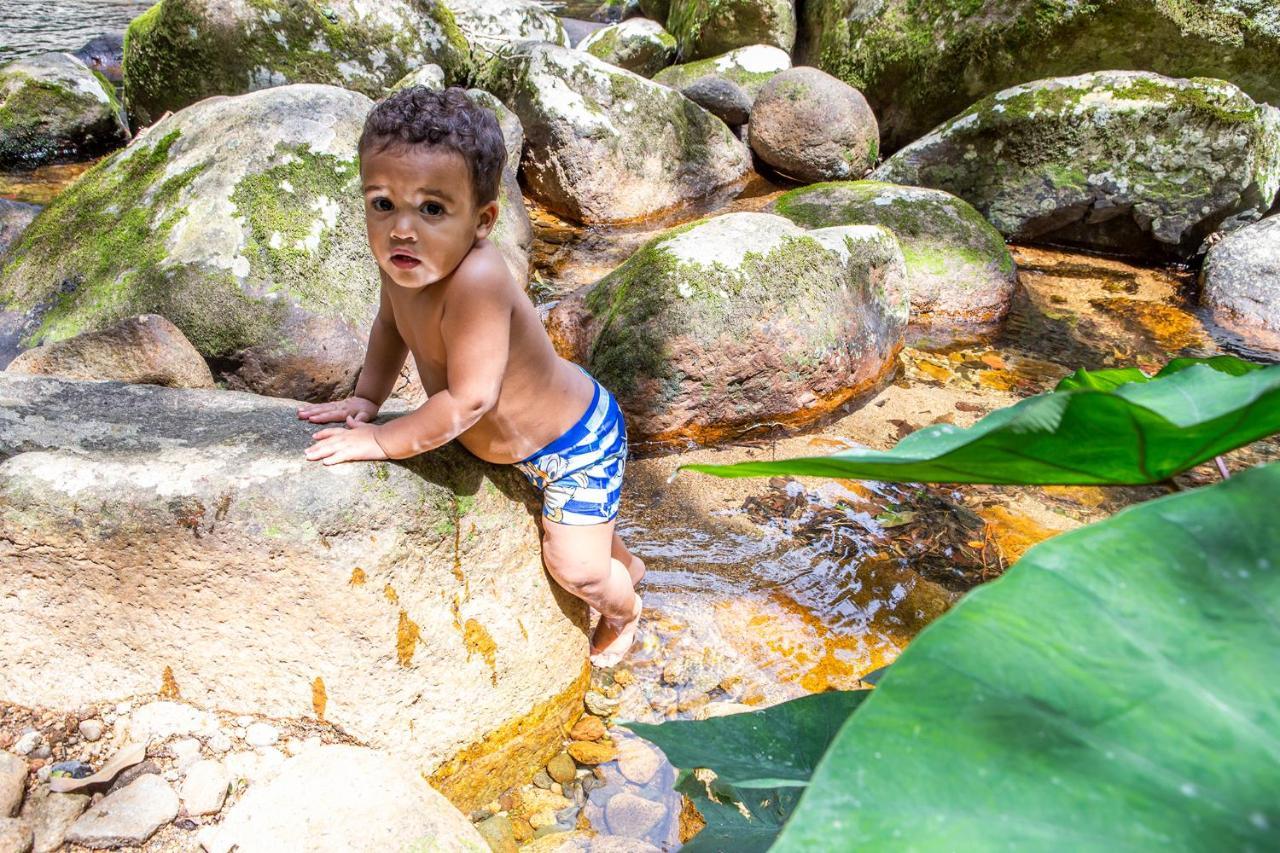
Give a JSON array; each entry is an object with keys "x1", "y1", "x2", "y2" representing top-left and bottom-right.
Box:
[
  {"x1": 680, "y1": 357, "x2": 1280, "y2": 484},
  {"x1": 774, "y1": 461, "x2": 1280, "y2": 849}
]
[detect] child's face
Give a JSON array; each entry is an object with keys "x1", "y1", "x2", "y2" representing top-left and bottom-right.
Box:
[{"x1": 360, "y1": 144, "x2": 498, "y2": 289}]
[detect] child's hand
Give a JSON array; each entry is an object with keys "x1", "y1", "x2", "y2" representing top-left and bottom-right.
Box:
[
  {"x1": 297, "y1": 396, "x2": 380, "y2": 424},
  {"x1": 305, "y1": 417, "x2": 389, "y2": 466}
]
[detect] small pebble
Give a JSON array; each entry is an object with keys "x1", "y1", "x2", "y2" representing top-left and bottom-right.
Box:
[
  {"x1": 32, "y1": 744, "x2": 51, "y2": 760},
  {"x1": 13, "y1": 731, "x2": 39, "y2": 756},
  {"x1": 532, "y1": 770, "x2": 554, "y2": 790},
  {"x1": 546, "y1": 752, "x2": 576, "y2": 785},
  {"x1": 569, "y1": 716, "x2": 606, "y2": 742},
  {"x1": 235, "y1": 716, "x2": 254, "y2": 728},
  {"x1": 115, "y1": 702, "x2": 131, "y2": 716},
  {"x1": 244, "y1": 723, "x2": 278, "y2": 747},
  {"x1": 567, "y1": 741, "x2": 616, "y2": 765},
  {"x1": 77, "y1": 720, "x2": 104, "y2": 743},
  {"x1": 205, "y1": 731, "x2": 232, "y2": 754}
]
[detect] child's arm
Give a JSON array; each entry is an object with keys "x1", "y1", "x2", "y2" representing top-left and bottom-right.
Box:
[
  {"x1": 298, "y1": 285, "x2": 407, "y2": 424},
  {"x1": 305, "y1": 270, "x2": 510, "y2": 465}
]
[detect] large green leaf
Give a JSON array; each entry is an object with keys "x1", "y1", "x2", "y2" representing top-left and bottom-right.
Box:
[
  {"x1": 680, "y1": 362, "x2": 1280, "y2": 485},
  {"x1": 1055, "y1": 355, "x2": 1262, "y2": 391},
  {"x1": 626, "y1": 691, "x2": 869, "y2": 789},
  {"x1": 675, "y1": 772, "x2": 803, "y2": 852},
  {"x1": 773, "y1": 462, "x2": 1280, "y2": 850}
]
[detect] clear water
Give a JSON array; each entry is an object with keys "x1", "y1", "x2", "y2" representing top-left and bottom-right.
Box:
[{"x1": 0, "y1": 0, "x2": 153, "y2": 65}]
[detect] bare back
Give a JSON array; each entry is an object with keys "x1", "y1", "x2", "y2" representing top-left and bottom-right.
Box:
[{"x1": 383, "y1": 238, "x2": 594, "y2": 464}]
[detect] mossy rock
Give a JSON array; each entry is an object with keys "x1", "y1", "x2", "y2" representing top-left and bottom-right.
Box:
[
  {"x1": 1201, "y1": 214, "x2": 1280, "y2": 352},
  {"x1": 486, "y1": 42, "x2": 750, "y2": 224},
  {"x1": 652, "y1": 43, "x2": 790, "y2": 100},
  {"x1": 802, "y1": 0, "x2": 1280, "y2": 152},
  {"x1": 579, "y1": 18, "x2": 677, "y2": 78},
  {"x1": 448, "y1": 0, "x2": 569, "y2": 60},
  {"x1": 773, "y1": 181, "x2": 1016, "y2": 326},
  {"x1": 0, "y1": 52, "x2": 129, "y2": 168},
  {"x1": 872, "y1": 71, "x2": 1280, "y2": 258},
  {"x1": 666, "y1": 0, "x2": 795, "y2": 61},
  {"x1": 546, "y1": 212, "x2": 908, "y2": 448},
  {"x1": 0, "y1": 84, "x2": 378, "y2": 402},
  {"x1": 122, "y1": 0, "x2": 470, "y2": 126}
]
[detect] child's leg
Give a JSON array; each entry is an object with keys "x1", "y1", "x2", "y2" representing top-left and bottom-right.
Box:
[
  {"x1": 542, "y1": 517, "x2": 642, "y2": 665},
  {"x1": 611, "y1": 531, "x2": 646, "y2": 587}
]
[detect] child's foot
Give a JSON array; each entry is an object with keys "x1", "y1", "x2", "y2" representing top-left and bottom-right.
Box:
[{"x1": 590, "y1": 594, "x2": 642, "y2": 668}]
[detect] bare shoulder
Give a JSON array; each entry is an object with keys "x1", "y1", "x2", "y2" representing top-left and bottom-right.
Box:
[{"x1": 444, "y1": 239, "x2": 517, "y2": 306}]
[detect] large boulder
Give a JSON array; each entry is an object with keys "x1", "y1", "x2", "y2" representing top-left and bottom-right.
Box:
[
  {"x1": 579, "y1": 18, "x2": 677, "y2": 78},
  {"x1": 872, "y1": 71, "x2": 1280, "y2": 258},
  {"x1": 1201, "y1": 214, "x2": 1280, "y2": 351},
  {"x1": 489, "y1": 43, "x2": 750, "y2": 223},
  {"x1": 547, "y1": 212, "x2": 908, "y2": 448},
  {"x1": 204, "y1": 746, "x2": 488, "y2": 853},
  {"x1": 749, "y1": 66, "x2": 879, "y2": 182},
  {"x1": 5, "y1": 313, "x2": 215, "y2": 387},
  {"x1": 652, "y1": 44, "x2": 789, "y2": 125},
  {"x1": 0, "y1": 52, "x2": 129, "y2": 168},
  {"x1": 449, "y1": 0, "x2": 569, "y2": 54},
  {"x1": 0, "y1": 375, "x2": 589, "y2": 812},
  {"x1": 666, "y1": 0, "x2": 795, "y2": 61},
  {"x1": 122, "y1": 0, "x2": 470, "y2": 125},
  {"x1": 772, "y1": 181, "x2": 1016, "y2": 326},
  {"x1": 801, "y1": 0, "x2": 1280, "y2": 152},
  {"x1": 1, "y1": 85, "x2": 376, "y2": 403}
]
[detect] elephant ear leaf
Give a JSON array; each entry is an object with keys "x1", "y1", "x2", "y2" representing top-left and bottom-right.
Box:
[
  {"x1": 680, "y1": 360, "x2": 1280, "y2": 485},
  {"x1": 771, "y1": 461, "x2": 1280, "y2": 850}
]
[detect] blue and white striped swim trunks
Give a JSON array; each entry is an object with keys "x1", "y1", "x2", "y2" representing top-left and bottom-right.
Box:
[{"x1": 514, "y1": 372, "x2": 627, "y2": 526}]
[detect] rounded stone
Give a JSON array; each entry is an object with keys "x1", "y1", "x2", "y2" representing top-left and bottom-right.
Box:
[
  {"x1": 1202, "y1": 214, "x2": 1280, "y2": 352},
  {"x1": 75, "y1": 720, "x2": 103, "y2": 743},
  {"x1": 0, "y1": 52, "x2": 129, "y2": 168},
  {"x1": 179, "y1": 759, "x2": 230, "y2": 817},
  {"x1": 566, "y1": 741, "x2": 617, "y2": 765},
  {"x1": 244, "y1": 723, "x2": 279, "y2": 748},
  {"x1": 546, "y1": 752, "x2": 577, "y2": 785},
  {"x1": 750, "y1": 66, "x2": 880, "y2": 183},
  {"x1": 666, "y1": 0, "x2": 795, "y2": 61},
  {"x1": 568, "y1": 715, "x2": 606, "y2": 742},
  {"x1": 603, "y1": 791, "x2": 666, "y2": 837},
  {"x1": 65, "y1": 774, "x2": 179, "y2": 848},
  {"x1": 578, "y1": 19, "x2": 677, "y2": 78}
]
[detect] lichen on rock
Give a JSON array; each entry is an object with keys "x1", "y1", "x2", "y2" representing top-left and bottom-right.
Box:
[
  {"x1": 547, "y1": 212, "x2": 908, "y2": 448},
  {"x1": 0, "y1": 52, "x2": 129, "y2": 168},
  {"x1": 872, "y1": 71, "x2": 1280, "y2": 258},
  {"x1": 122, "y1": 0, "x2": 471, "y2": 125},
  {"x1": 772, "y1": 180, "x2": 1016, "y2": 327},
  {"x1": 578, "y1": 18, "x2": 677, "y2": 78},
  {"x1": 0, "y1": 84, "x2": 380, "y2": 402}
]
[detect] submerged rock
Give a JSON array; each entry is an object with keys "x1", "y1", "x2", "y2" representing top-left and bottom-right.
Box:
[
  {"x1": 489, "y1": 43, "x2": 750, "y2": 223},
  {"x1": 0, "y1": 376, "x2": 589, "y2": 811},
  {"x1": 3, "y1": 85, "x2": 371, "y2": 402},
  {"x1": 652, "y1": 44, "x2": 789, "y2": 125},
  {"x1": 5, "y1": 314, "x2": 215, "y2": 388},
  {"x1": 802, "y1": 0, "x2": 1280, "y2": 151},
  {"x1": 0, "y1": 52, "x2": 129, "y2": 168},
  {"x1": 749, "y1": 67, "x2": 879, "y2": 183},
  {"x1": 122, "y1": 0, "x2": 470, "y2": 125},
  {"x1": 204, "y1": 746, "x2": 487, "y2": 852},
  {"x1": 1201, "y1": 214, "x2": 1280, "y2": 350},
  {"x1": 666, "y1": 0, "x2": 795, "y2": 61},
  {"x1": 873, "y1": 71, "x2": 1280, "y2": 258},
  {"x1": 771, "y1": 181, "x2": 1016, "y2": 326},
  {"x1": 547, "y1": 212, "x2": 907, "y2": 448},
  {"x1": 578, "y1": 19, "x2": 677, "y2": 78}
]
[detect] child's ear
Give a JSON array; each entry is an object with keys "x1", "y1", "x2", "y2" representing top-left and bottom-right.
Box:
[{"x1": 474, "y1": 200, "x2": 500, "y2": 239}]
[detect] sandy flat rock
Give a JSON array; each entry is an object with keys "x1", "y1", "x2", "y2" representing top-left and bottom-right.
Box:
[
  {"x1": 180, "y1": 759, "x2": 229, "y2": 817},
  {"x1": 0, "y1": 752, "x2": 24, "y2": 818},
  {"x1": 202, "y1": 745, "x2": 488, "y2": 853},
  {"x1": 19, "y1": 789, "x2": 89, "y2": 853},
  {"x1": 603, "y1": 791, "x2": 667, "y2": 837},
  {"x1": 0, "y1": 817, "x2": 33, "y2": 853},
  {"x1": 65, "y1": 774, "x2": 178, "y2": 848}
]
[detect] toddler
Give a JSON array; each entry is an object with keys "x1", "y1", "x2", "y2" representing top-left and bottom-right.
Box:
[{"x1": 298, "y1": 87, "x2": 644, "y2": 665}]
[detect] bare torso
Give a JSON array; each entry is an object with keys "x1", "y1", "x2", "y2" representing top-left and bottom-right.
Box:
[{"x1": 383, "y1": 239, "x2": 595, "y2": 464}]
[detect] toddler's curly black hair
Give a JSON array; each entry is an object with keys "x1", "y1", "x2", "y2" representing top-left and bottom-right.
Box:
[{"x1": 358, "y1": 86, "x2": 507, "y2": 207}]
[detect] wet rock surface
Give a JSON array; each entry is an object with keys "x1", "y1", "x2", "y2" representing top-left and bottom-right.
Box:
[
  {"x1": 872, "y1": 71, "x2": 1280, "y2": 258},
  {"x1": 0, "y1": 51, "x2": 129, "y2": 168},
  {"x1": 548, "y1": 211, "x2": 908, "y2": 449},
  {"x1": 490, "y1": 43, "x2": 750, "y2": 223},
  {"x1": 772, "y1": 181, "x2": 1017, "y2": 326},
  {"x1": 5, "y1": 313, "x2": 215, "y2": 387},
  {"x1": 0, "y1": 377, "x2": 588, "y2": 812},
  {"x1": 0, "y1": 198, "x2": 39, "y2": 257},
  {"x1": 1202, "y1": 214, "x2": 1280, "y2": 353}
]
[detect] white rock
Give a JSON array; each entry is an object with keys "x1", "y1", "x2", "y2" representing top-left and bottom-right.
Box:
[
  {"x1": 205, "y1": 731, "x2": 232, "y2": 754},
  {"x1": 0, "y1": 752, "x2": 25, "y2": 817},
  {"x1": 13, "y1": 732, "x2": 39, "y2": 757},
  {"x1": 125, "y1": 702, "x2": 215, "y2": 744},
  {"x1": 170, "y1": 737, "x2": 203, "y2": 771},
  {"x1": 244, "y1": 723, "x2": 278, "y2": 747},
  {"x1": 76, "y1": 720, "x2": 103, "y2": 743},
  {"x1": 202, "y1": 745, "x2": 487, "y2": 853},
  {"x1": 235, "y1": 716, "x2": 254, "y2": 729},
  {"x1": 181, "y1": 760, "x2": 230, "y2": 817},
  {"x1": 0, "y1": 816, "x2": 33, "y2": 853},
  {"x1": 64, "y1": 774, "x2": 178, "y2": 848}
]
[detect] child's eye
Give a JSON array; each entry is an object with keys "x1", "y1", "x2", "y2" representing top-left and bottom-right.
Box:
[
  {"x1": 421, "y1": 202, "x2": 444, "y2": 216},
  {"x1": 371, "y1": 197, "x2": 393, "y2": 212}
]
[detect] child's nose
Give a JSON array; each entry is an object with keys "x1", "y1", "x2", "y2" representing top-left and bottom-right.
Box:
[{"x1": 390, "y1": 215, "x2": 416, "y2": 240}]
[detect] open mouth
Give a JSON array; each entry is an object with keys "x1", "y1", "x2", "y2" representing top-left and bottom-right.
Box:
[{"x1": 390, "y1": 252, "x2": 421, "y2": 270}]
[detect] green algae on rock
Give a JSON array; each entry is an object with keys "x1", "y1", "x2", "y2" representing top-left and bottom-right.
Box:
[
  {"x1": 772, "y1": 181, "x2": 1016, "y2": 327},
  {"x1": 872, "y1": 71, "x2": 1280, "y2": 258},
  {"x1": 666, "y1": 0, "x2": 795, "y2": 62},
  {"x1": 802, "y1": 0, "x2": 1280, "y2": 152},
  {"x1": 486, "y1": 43, "x2": 750, "y2": 224},
  {"x1": 0, "y1": 84, "x2": 378, "y2": 402},
  {"x1": 0, "y1": 52, "x2": 129, "y2": 168},
  {"x1": 122, "y1": 0, "x2": 470, "y2": 125},
  {"x1": 579, "y1": 18, "x2": 677, "y2": 79},
  {"x1": 546, "y1": 212, "x2": 908, "y2": 448}
]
